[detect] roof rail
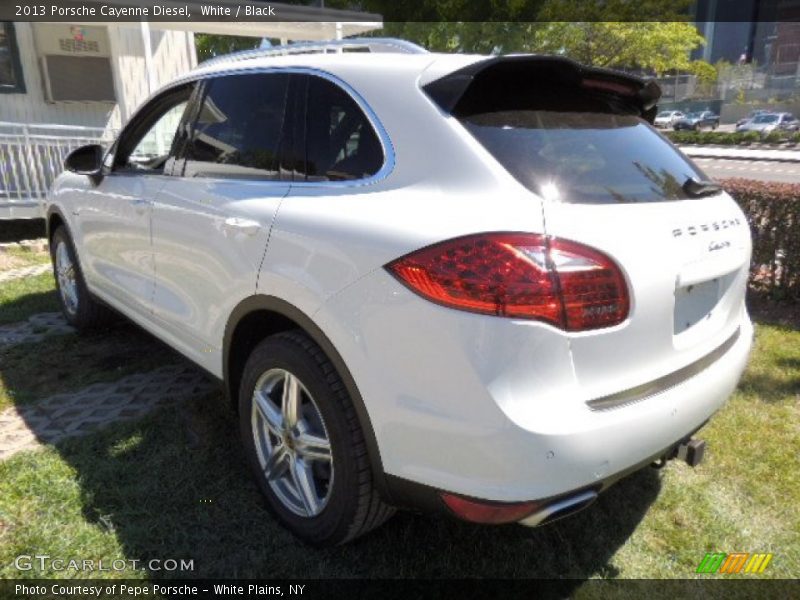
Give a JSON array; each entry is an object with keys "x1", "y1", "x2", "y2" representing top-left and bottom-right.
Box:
[{"x1": 200, "y1": 38, "x2": 428, "y2": 68}]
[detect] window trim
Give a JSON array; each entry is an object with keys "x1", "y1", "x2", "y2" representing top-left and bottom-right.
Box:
[
  {"x1": 163, "y1": 66, "x2": 395, "y2": 188},
  {"x1": 0, "y1": 22, "x2": 26, "y2": 94}
]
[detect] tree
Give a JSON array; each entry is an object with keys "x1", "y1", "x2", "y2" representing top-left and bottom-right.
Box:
[
  {"x1": 354, "y1": 0, "x2": 710, "y2": 77},
  {"x1": 527, "y1": 21, "x2": 707, "y2": 76}
]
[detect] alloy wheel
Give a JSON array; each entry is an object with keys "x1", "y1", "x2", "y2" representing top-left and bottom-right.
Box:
[
  {"x1": 251, "y1": 368, "x2": 334, "y2": 517},
  {"x1": 55, "y1": 241, "x2": 79, "y2": 315}
]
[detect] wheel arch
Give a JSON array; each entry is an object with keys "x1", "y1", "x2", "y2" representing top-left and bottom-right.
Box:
[
  {"x1": 46, "y1": 205, "x2": 68, "y2": 242},
  {"x1": 224, "y1": 295, "x2": 388, "y2": 497}
]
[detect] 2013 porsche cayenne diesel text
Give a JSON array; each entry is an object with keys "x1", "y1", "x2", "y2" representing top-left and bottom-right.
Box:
[{"x1": 46, "y1": 39, "x2": 753, "y2": 546}]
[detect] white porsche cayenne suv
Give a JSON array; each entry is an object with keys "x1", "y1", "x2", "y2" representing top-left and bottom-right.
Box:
[{"x1": 46, "y1": 39, "x2": 753, "y2": 546}]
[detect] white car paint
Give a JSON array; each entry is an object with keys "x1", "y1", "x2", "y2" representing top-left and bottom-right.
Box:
[{"x1": 47, "y1": 47, "x2": 753, "y2": 515}]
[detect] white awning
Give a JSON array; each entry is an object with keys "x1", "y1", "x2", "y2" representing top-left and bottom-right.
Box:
[{"x1": 149, "y1": 20, "x2": 382, "y2": 41}]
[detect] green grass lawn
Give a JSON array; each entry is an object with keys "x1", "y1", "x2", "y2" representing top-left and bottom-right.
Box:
[
  {"x1": 0, "y1": 268, "x2": 797, "y2": 581},
  {"x1": 0, "y1": 272, "x2": 59, "y2": 325}
]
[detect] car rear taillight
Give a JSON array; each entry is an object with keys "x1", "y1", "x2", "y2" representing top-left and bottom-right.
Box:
[{"x1": 386, "y1": 232, "x2": 629, "y2": 331}]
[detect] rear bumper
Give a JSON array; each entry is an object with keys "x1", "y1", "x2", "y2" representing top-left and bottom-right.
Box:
[{"x1": 317, "y1": 271, "x2": 754, "y2": 504}]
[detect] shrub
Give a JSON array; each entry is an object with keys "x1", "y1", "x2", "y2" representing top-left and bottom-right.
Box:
[
  {"x1": 739, "y1": 131, "x2": 761, "y2": 145},
  {"x1": 762, "y1": 130, "x2": 788, "y2": 144},
  {"x1": 663, "y1": 130, "x2": 798, "y2": 146},
  {"x1": 721, "y1": 178, "x2": 800, "y2": 301}
]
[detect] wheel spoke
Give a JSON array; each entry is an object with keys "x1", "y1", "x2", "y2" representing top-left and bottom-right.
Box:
[
  {"x1": 253, "y1": 390, "x2": 283, "y2": 437},
  {"x1": 263, "y1": 446, "x2": 289, "y2": 480},
  {"x1": 281, "y1": 372, "x2": 300, "y2": 428},
  {"x1": 294, "y1": 431, "x2": 331, "y2": 462},
  {"x1": 290, "y1": 457, "x2": 319, "y2": 516}
]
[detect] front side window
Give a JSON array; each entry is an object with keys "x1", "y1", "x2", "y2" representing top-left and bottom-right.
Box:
[
  {"x1": 114, "y1": 85, "x2": 194, "y2": 173},
  {"x1": 182, "y1": 73, "x2": 290, "y2": 180},
  {"x1": 0, "y1": 22, "x2": 25, "y2": 93},
  {"x1": 128, "y1": 101, "x2": 188, "y2": 167},
  {"x1": 302, "y1": 76, "x2": 384, "y2": 182}
]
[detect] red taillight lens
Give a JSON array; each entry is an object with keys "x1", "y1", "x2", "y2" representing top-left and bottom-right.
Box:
[
  {"x1": 440, "y1": 492, "x2": 542, "y2": 524},
  {"x1": 548, "y1": 238, "x2": 630, "y2": 330},
  {"x1": 386, "y1": 232, "x2": 629, "y2": 331}
]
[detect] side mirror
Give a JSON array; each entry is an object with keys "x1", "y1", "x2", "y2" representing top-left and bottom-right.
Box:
[{"x1": 64, "y1": 144, "x2": 105, "y2": 177}]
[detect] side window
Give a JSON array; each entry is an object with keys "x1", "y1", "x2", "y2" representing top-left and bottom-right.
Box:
[
  {"x1": 303, "y1": 76, "x2": 384, "y2": 182},
  {"x1": 182, "y1": 73, "x2": 289, "y2": 180},
  {"x1": 128, "y1": 101, "x2": 188, "y2": 166},
  {"x1": 114, "y1": 84, "x2": 194, "y2": 173}
]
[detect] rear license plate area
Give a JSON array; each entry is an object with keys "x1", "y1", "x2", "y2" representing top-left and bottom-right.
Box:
[{"x1": 674, "y1": 278, "x2": 720, "y2": 335}]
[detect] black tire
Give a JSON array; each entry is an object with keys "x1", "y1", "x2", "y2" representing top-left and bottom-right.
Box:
[
  {"x1": 239, "y1": 330, "x2": 394, "y2": 546},
  {"x1": 50, "y1": 226, "x2": 114, "y2": 330}
]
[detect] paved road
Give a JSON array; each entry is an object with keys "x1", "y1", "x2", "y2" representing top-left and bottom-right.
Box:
[{"x1": 693, "y1": 157, "x2": 800, "y2": 183}]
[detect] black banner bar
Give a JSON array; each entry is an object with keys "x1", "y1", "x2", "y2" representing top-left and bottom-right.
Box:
[
  {"x1": 2, "y1": 579, "x2": 799, "y2": 600},
  {"x1": 1, "y1": 0, "x2": 798, "y2": 22}
]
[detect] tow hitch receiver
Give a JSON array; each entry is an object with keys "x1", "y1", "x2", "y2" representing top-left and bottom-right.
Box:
[
  {"x1": 651, "y1": 438, "x2": 707, "y2": 469},
  {"x1": 676, "y1": 438, "x2": 706, "y2": 467}
]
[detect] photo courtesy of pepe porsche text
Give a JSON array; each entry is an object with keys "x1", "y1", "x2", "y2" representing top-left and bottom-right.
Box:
[{"x1": 13, "y1": 583, "x2": 307, "y2": 598}]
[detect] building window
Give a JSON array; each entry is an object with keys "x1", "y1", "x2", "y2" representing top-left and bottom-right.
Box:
[{"x1": 0, "y1": 22, "x2": 25, "y2": 93}]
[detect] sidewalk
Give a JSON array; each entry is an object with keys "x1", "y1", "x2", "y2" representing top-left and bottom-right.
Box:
[{"x1": 679, "y1": 145, "x2": 800, "y2": 162}]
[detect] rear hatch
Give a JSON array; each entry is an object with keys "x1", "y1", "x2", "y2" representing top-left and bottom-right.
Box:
[{"x1": 424, "y1": 56, "x2": 751, "y2": 405}]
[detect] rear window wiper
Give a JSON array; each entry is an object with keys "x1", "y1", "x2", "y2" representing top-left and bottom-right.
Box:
[{"x1": 683, "y1": 177, "x2": 721, "y2": 198}]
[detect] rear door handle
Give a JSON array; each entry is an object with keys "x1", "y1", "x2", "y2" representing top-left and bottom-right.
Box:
[{"x1": 222, "y1": 217, "x2": 260, "y2": 236}]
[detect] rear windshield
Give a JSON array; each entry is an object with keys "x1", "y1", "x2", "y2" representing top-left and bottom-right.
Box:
[{"x1": 462, "y1": 111, "x2": 707, "y2": 204}]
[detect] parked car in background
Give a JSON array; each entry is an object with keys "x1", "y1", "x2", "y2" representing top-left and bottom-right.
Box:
[
  {"x1": 654, "y1": 110, "x2": 685, "y2": 128},
  {"x1": 45, "y1": 41, "x2": 754, "y2": 546},
  {"x1": 736, "y1": 112, "x2": 799, "y2": 135},
  {"x1": 736, "y1": 109, "x2": 772, "y2": 128},
  {"x1": 673, "y1": 111, "x2": 720, "y2": 131}
]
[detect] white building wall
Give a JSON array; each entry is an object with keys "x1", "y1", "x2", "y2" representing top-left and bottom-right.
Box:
[
  {"x1": 111, "y1": 25, "x2": 197, "y2": 125},
  {"x1": 0, "y1": 22, "x2": 119, "y2": 129},
  {"x1": 0, "y1": 22, "x2": 197, "y2": 131}
]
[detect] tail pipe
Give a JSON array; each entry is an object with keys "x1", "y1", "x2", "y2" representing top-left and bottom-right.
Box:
[{"x1": 518, "y1": 490, "x2": 598, "y2": 528}]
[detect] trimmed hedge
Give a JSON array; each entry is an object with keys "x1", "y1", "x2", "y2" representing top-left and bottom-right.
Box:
[
  {"x1": 665, "y1": 130, "x2": 800, "y2": 146},
  {"x1": 721, "y1": 178, "x2": 800, "y2": 301}
]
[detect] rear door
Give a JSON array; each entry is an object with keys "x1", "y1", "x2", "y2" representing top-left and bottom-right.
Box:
[
  {"x1": 427, "y1": 57, "x2": 751, "y2": 402},
  {"x1": 150, "y1": 72, "x2": 293, "y2": 369}
]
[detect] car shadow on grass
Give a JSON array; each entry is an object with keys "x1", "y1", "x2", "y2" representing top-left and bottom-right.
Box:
[
  {"x1": 44, "y1": 386, "x2": 662, "y2": 583},
  {"x1": 0, "y1": 321, "x2": 182, "y2": 409}
]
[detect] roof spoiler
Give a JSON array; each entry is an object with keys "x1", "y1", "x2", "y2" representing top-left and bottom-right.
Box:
[{"x1": 423, "y1": 55, "x2": 662, "y2": 122}]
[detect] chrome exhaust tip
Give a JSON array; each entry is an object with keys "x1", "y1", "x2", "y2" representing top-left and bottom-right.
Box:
[{"x1": 518, "y1": 490, "x2": 598, "y2": 527}]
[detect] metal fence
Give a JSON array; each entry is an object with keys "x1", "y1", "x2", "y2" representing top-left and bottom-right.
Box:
[{"x1": 0, "y1": 122, "x2": 116, "y2": 219}]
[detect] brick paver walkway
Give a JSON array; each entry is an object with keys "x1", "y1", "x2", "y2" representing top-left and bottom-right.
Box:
[
  {"x1": 0, "y1": 312, "x2": 74, "y2": 348},
  {"x1": 0, "y1": 364, "x2": 216, "y2": 461}
]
